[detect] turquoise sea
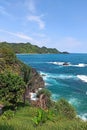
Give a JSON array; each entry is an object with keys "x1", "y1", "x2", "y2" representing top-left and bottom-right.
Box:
[{"x1": 17, "y1": 54, "x2": 87, "y2": 121}]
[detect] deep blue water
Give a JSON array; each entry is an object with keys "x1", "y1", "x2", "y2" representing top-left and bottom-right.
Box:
[{"x1": 17, "y1": 54, "x2": 87, "y2": 120}]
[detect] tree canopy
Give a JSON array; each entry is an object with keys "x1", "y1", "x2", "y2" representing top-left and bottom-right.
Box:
[{"x1": 0, "y1": 71, "x2": 25, "y2": 108}]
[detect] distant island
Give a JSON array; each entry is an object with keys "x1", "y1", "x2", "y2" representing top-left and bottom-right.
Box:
[{"x1": 0, "y1": 42, "x2": 69, "y2": 54}]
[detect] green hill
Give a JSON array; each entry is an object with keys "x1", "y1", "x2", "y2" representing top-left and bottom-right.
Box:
[
  {"x1": 0, "y1": 42, "x2": 61, "y2": 54},
  {"x1": 0, "y1": 44, "x2": 44, "y2": 106},
  {"x1": 0, "y1": 43, "x2": 86, "y2": 130}
]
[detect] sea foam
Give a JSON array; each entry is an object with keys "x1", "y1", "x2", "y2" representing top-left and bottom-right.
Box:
[
  {"x1": 51, "y1": 94, "x2": 60, "y2": 101},
  {"x1": 77, "y1": 75, "x2": 87, "y2": 83},
  {"x1": 69, "y1": 97, "x2": 80, "y2": 106},
  {"x1": 73, "y1": 63, "x2": 87, "y2": 67},
  {"x1": 50, "y1": 61, "x2": 87, "y2": 68},
  {"x1": 78, "y1": 113, "x2": 87, "y2": 121},
  {"x1": 40, "y1": 71, "x2": 77, "y2": 81}
]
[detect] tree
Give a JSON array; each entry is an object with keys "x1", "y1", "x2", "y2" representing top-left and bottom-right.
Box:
[
  {"x1": 37, "y1": 89, "x2": 51, "y2": 109},
  {"x1": 0, "y1": 44, "x2": 16, "y2": 64},
  {"x1": 0, "y1": 71, "x2": 25, "y2": 108}
]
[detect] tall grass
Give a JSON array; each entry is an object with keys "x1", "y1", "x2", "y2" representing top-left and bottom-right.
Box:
[{"x1": 0, "y1": 106, "x2": 87, "y2": 130}]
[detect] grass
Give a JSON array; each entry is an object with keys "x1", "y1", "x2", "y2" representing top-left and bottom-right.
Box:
[{"x1": 0, "y1": 106, "x2": 87, "y2": 130}]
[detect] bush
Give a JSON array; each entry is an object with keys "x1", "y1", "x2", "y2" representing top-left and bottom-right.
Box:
[
  {"x1": 2, "y1": 110, "x2": 14, "y2": 120},
  {"x1": 32, "y1": 109, "x2": 53, "y2": 126},
  {"x1": 54, "y1": 98, "x2": 76, "y2": 119},
  {"x1": 37, "y1": 89, "x2": 52, "y2": 108},
  {"x1": 37, "y1": 89, "x2": 51, "y2": 98},
  {"x1": 0, "y1": 71, "x2": 25, "y2": 108}
]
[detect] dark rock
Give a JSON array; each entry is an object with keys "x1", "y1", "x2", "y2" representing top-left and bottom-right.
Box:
[
  {"x1": 63, "y1": 62, "x2": 69, "y2": 66},
  {"x1": 62, "y1": 51, "x2": 69, "y2": 54},
  {"x1": 25, "y1": 68, "x2": 45, "y2": 100}
]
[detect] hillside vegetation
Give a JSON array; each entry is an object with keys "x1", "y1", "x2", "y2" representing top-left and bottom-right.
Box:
[
  {"x1": 0, "y1": 44, "x2": 44, "y2": 107},
  {"x1": 0, "y1": 42, "x2": 61, "y2": 54},
  {"x1": 0, "y1": 43, "x2": 86, "y2": 130}
]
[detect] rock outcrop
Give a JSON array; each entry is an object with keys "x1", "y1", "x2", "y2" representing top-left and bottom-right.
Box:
[
  {"x1": 28, "y1": 68, "x2": 44, "y2": 91},
  {"x1": 25, "y1": 68, "x2": 45, "y2": 101}
]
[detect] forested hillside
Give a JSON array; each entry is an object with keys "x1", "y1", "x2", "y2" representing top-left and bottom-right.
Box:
[{"x1": 0, "y1": 42, "x2": 61, "y2": 54}]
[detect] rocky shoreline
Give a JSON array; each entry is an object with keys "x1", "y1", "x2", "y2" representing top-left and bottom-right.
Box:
[{"x1": 25, "y1": 68, "x2": 45, "y2": 100}]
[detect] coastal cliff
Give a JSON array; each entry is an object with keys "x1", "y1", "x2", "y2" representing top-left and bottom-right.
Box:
[
  {"x1": 28, "y1": 68, "x2": 44, "y2": 90},
  {"x1": 0, "y1": 45, "x2": 44, "y2": 105}
]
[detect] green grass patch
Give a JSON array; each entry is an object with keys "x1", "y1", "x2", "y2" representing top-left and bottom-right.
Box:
[{"x1": 0, "y1": 106, "x2": 87, "y2": 130}]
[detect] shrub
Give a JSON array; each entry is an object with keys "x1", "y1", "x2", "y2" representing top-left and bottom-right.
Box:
[
  {"x1": 0, "y1": 71, "x2": 25, "y2": 108},
  {"x1": 2, "y1": 110, "x2": 14, "y2": 120},
  {"x1": 32, "y1": 109, "x2": 53, "y2": 126},
  {"x1": 55, "y1": 98, "x2": 76, "y2": 119},
  {"x1": 37, "y1": 89, "x2": 52, "y2": 108}
]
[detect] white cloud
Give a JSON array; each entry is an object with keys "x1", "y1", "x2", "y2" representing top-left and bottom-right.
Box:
[
  {"x1": 0, "y1": 29, "x2": 33, "y2": 41},
  {"x1": 0, "y1": 29, "x2": 50, "y2": 48},
  {"x1": 33, "y1": 33, "x2": 46, "y2": 38},
  {"x1": 15, "y1": 33, "x2": 33, "y2": 41},
  {"x1": 28, "y1": 15, "x2": 45, "y2": 29},
  {"x1": 63, "y1": 37, "x2": 80, "y2": 46},
  {"x1": 56, "y1": 36, "x2": 82, "y2": 52}
]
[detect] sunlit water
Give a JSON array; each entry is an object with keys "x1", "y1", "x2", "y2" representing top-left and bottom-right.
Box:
[{"x1": 17, "y1": 53, "x2": 87, "y2": 121}]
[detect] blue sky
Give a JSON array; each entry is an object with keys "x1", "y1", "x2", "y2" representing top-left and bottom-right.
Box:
[{"x1": 0, "y1": 0, "x2": 87, "y2": 53}]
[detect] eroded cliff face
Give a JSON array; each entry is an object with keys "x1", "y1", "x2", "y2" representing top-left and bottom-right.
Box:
[
  {"x1": 24, "y1": 68, "x2": 45, "y2": 101},
  {"x1": 26, "y1": 68, "x2": 44, "y2": 92}
]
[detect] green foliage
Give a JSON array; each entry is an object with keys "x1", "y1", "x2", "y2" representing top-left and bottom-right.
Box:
[
  {"x1": 0, "y1": 42, "x2": 61, "y2": 54},
  {"x1": 21, "y1": 63, "x2": 32, "y2": 83},
  {"x1": 2, "y1": 110, "x2": 14, "y2": 120},
  {"x1": 0, "y1": 71, "x2": 25, "y2": 108},
  {"x1": 54, "y1": 98, "x2": 76, "y2": 119},
  {"x1": 0, "y1": 44, "x2": 16, "y2": 64},
  {"x1": 32, "y1": 109, "x2": 53, "y2": 126},
  {"x1": 37, "y1": 89, "x2": 52, "y2": 108},
  {"x1": 37, "y1": 89, "x2": 51, "y2": 98},
  {"x1": 0, "y1": 106, "x2": 86, "y2": 130}
]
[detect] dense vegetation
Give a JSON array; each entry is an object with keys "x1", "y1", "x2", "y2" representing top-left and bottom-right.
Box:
[
  {"x1": 0, "y1": 42, "x2": 61, "y2": 54},
  {"x1": 0, "y1": 43, "x2": 86, "y2": 130},
  {"x1": 0, "y1": 44, "x2": 32, "y2": 108},
  {"x1": 0, "y1": 103, "x2": 87, "y2": 130}
]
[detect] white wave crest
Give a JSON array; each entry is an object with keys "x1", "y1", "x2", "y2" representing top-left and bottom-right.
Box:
[
  {"x1": 78, "y1": 113, "x2": 87, "y2": 121},
  {"x1": 50, "y1": 61, "x2": 87, "y2": 68},
  {"x1": 51, "y1": 62, "x2": 64, "y2": 65},
  {"x1": 77, "y1": 75, "x2": 87, "y2": 83},
  {"x1": 73, "y1": 63, "x2": 87, "y2": 67},
  {"x1": 50, "y1": 61, "x2": 71, "y2": 66},
  {"x1": 29, "y1": 92, "x2": 37, "y2": 101},
  {"x1": 69, "y1": 98, "x2": 80, "y2": 106},
  {"x1": 40, "y1": 71, "x2": 77, "y2": 81},
  {"x1": 45, "y1": 82, "x2": 51, "y2": 86},
  {"x1": 51, "y1": 94, "x2": 60, "y2": 101}
]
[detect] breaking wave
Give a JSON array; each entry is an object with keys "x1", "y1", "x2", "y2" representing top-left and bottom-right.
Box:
[
  {"x1": 77, "y1": 75, "x2": 87, "y2": 83},
  {"x1": 51, "y1": 94, "x2": 60, "y2": 101},
  {"x1": 50, "y1": 62, "x2": 87, "y2": 67},
  {"x1": 78, "y1": 113, "x2": 87, "y2": 121},
  {"x1": 40, "y1": 71, "x2": 77, "y2": 81},
  {"x1": 69, "y1": 97, "x2": 80, "y2": 106}
]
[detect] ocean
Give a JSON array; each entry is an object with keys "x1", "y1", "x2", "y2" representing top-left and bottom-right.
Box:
[{"x1": 17, "y1": 53, "x2": 87, "y2": 121}]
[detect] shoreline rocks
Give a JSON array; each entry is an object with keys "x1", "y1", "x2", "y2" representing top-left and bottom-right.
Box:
[{"x1": 25, "y1": 68, "x2": 45, "y2": 100}]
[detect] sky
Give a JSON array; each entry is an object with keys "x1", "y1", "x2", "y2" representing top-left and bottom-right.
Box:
[{"x1": 0, "y1": 0, "x2": 87, "y2": 53}]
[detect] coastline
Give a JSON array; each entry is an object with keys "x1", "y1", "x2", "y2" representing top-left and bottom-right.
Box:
[
  {"x1": 40, "y1": 72, "x2": 87, "y2": 122},
  {"x1": 17, "y1": 53, "x2": 87, "y2": 122}
]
